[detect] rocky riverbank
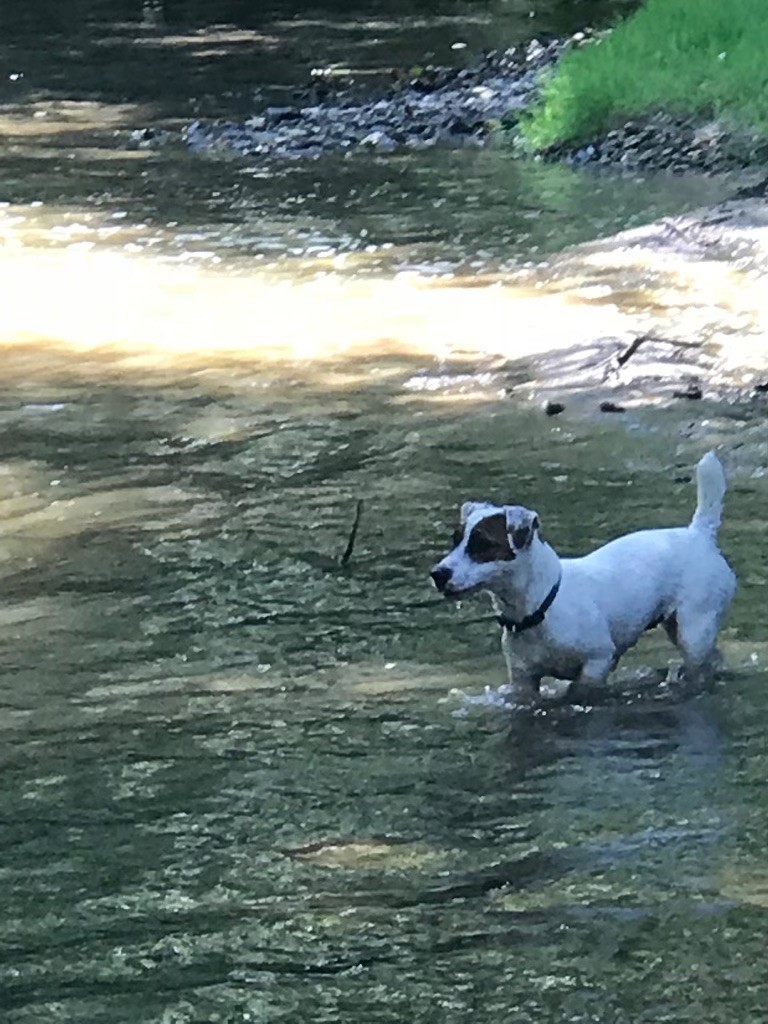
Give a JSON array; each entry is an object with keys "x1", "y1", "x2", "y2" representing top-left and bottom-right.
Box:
[
  {"x1": 544, "y1": 111, "x2": 768, "y2": 175},
  {"x1": 142, "y1": 31, "x2": 596, "y2": 161},
  {"x1": 131, "y1": 31, "x2": 765, "y2": 177},
  {"x1": 129, "y1": 25, "x2": 768, "y2": 177}
]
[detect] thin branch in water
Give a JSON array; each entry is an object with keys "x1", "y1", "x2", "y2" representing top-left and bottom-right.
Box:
[
  {"x1": 609, "y1": 332, "x2": 702, "y2": 379},
  {"x1": 615, "y1": 333, "x2": 648, "y2": 368},
  {"x1": 340, "y1": 499, "x2": 364, "y2": 567}
]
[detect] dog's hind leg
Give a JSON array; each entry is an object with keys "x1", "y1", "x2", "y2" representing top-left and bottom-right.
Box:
[
  {"x1": 567, "y1": 652, "x2": 615, "y2": 705},
  {"x1": 673, "y1": 608, "x2": 721, "y2": 692}
]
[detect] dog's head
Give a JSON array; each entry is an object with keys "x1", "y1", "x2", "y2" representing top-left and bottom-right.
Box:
[{"x1": 430, "y1": 501, "x2": 540, "y2": 599}]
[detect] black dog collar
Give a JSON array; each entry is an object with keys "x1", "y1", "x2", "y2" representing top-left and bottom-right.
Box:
[{"x1": 496, "y1": 577, "x2": 561, "y2": 634}]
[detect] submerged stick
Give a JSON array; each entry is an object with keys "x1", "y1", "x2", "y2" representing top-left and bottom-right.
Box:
[
  {"x1": 610, "y1": 332, "x2": 702, "y2": 378},
  {"x1": 340, "y1": 499, "x2": 364, "y2": 567},
  {"x1": 618, "y1": 332, "x2": 701, "y2": 366},
  {"x1": 615, "y1": 333, "x2": 648, "y2": 368}
]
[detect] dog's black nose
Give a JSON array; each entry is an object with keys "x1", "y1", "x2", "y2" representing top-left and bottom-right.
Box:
[{"x1": 430, "y1": 565, "x2": 452, "y2": 592}]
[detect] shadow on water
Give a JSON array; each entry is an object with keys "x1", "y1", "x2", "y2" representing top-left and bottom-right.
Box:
[{"x1": 1, "y1": 1, "x2": 768, "y2": 1022}]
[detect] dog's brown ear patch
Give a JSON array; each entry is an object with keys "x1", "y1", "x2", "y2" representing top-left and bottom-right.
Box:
[
  {"x1": 505, "y1": 509, "x2": 540, "y2": 551},
  {"x1": 511, "y1": 517, "x2": 540, "y2": 549},
  {"x1": 465, "y1": 513, "x2": 515, "y2": 563},
  {"x1": 510, "y1": 525, "x2": 530, "y2": 550}
]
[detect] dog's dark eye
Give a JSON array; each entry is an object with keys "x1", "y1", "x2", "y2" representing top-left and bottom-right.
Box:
[
  {"x1": 451, "y1": 528, "x2": 464, "y2": 548},
  {"x1": 465, "y1": 513, "x2": 516, "y2": 562},
  {"x1": 466, "y1": 531, "x2": 491, "y2": 559}
]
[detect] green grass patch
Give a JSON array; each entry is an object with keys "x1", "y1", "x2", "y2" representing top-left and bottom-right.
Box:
[{"x1": 522, "y1": 0, "x2": 768, "y2": 149}]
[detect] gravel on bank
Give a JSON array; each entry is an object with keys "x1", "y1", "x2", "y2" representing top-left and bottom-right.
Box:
[
  {"x1": 130, "y1": 32, "x2": 595, "y2": 160},
  {"x1": 128, "y1": 20, "x2": 768, "y2": 178},
  {"x1": 541, "y1": 111, "x2": 768, "y2": 175}
]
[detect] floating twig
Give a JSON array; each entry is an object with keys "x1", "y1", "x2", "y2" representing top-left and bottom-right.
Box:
[
  {"x1": 615, "y1": 333, "x2": 648, "y2": 368},
  {"x1": 340, "y1": 499, "x2": 364, "y2": 567},
  {"x1": 641, "y1": 333, "x2": 701, "y2": 350},
  {"x1": 611, "y1": 332, "x2": 702, "y2": 378}
]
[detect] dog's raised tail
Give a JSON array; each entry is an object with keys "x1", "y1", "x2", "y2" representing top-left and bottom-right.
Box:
[{"x1": 691, "y1": 451, "x2": 727, "y2": 537}]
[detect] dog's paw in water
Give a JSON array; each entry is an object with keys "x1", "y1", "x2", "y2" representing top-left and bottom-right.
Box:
[
  {"x1": 451, "y1": 663, "x2": 711, "y2": 717},
  {"x1": 448, "y1": 683, "x2": 537, "y2": 716}
]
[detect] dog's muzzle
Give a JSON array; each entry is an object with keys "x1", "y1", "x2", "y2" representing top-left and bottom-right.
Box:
[{"x1": 430, "y1": 565, "x2": 452, "y2": 593}]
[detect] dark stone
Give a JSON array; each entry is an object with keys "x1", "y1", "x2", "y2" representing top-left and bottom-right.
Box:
[
  {"x1": 599, "y1": 401, "x2": 626, "y2": 414},
  {"x1": 450, "y1": 117, "x2": 482, "y2": 135},
  {"x1": 673, "y1": 383, "x2": 703, "y2": 400},
  {"x1": 543, "y1": 400, "x2": 566, "y2": 416},
  {"x1": 266, "y1": 107, "x2": 304, "y2": 125}
]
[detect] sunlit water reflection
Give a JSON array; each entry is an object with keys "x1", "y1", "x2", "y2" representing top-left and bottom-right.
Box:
[{"x1": 1, "y1": 1, "x2": 768, "y2": 1022}]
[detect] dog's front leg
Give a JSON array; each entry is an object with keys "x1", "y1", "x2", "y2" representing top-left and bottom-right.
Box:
[
  {"x1": 502, "y1": 640, "x2": 540, "y2": 705},
  {"x1": 506, "y1": 674, "x2": 541, "y2": 706}
]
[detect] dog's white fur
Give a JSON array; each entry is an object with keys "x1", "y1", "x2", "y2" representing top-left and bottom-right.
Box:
[{"x1": 431, "y1": 452, "x2": 736, "y2": 702}]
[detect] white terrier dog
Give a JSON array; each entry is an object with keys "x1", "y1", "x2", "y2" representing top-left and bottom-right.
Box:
[{"x1": 430, "y1": 452, "x2": 736, "y2": 703}]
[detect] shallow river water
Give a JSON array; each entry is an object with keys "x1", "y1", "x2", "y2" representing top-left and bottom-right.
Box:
[{"x1": 1, "y1": 2, "x2": 768, "y2": 1022}]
